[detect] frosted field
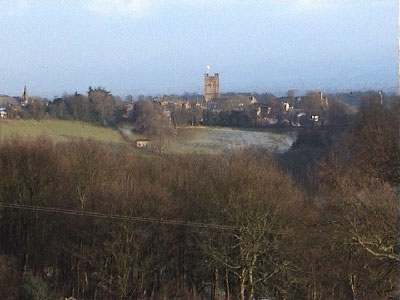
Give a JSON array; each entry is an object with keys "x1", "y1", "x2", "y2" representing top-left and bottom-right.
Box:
[{"x1": 171, "y1": 127, "x2": 298, "y2": 154}]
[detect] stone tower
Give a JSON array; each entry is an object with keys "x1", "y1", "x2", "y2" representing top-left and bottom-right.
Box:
[
  {"x1": 22, "y1": 86, "x2": 28, "y2": 106},
  {"x1": 204, "y1": 73, "x2": 220, "y2": 102}
]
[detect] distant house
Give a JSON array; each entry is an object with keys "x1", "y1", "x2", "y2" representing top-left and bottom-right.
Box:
[
  {"x1": 250, "y1": 96, "x2": 258, "y2": 104},
  {"x1": 283, "y1": 102, "x2": 294, "y2": 113},
  {"x1": 0, "y1": 109, "x2": 7, "y2": 119},
  {"x1": 182, "y1": 101, "x2": 191, "y2": 110},
  {"x1": 256, "y1": 107, "x2": 262, "y2": 117},
  {"x1": 0, "y1": 96, "x2": 21, "y2": 119},
  {"x1": 158, "y1": 97, "x2": 183, "y2": 110},
  {"x1": 159, "y1": 100, "x2": 168, "y2": 107},
  {"x1": 0, "y1": 96, "x2": 20, "y2": 107},
  {"x1": 283, "y1": 102, "x2": 290, "y2": 112},
  {"x1": 135, "y1": 139, "x2": 150, "y2": 148},
  {"x1": 195, "y1": 102, "x2": 206, "y2": 110}
]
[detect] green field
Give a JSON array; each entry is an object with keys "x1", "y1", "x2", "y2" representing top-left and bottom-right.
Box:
[{"x1": 0, "y1": 119, "x2": 127, "y2": 146}]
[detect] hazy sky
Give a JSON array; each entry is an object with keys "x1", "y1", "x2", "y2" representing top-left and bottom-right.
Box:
[{"x1": 0, "y1": 0, "x2": 396, "y2": 97}]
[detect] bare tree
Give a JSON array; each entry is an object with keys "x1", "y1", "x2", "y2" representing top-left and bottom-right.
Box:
[{"x1": 133, "y1": 101, "x2": 176, "y2": 153}]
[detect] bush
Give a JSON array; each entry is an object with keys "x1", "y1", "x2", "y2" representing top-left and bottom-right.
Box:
[
  {"x1": 19, "y1": 273, "x2": 58, "y2": 300},
  {"x1": 0, "y1": 255, "x2": 21, "y2": 300}
]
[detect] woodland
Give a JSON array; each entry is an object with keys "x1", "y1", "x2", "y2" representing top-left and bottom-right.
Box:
[{"x1": 0, "y1": 96, "x2": 398, "y2": 299}]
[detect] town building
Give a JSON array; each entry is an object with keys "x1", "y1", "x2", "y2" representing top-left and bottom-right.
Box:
[
  {"x1": 135, "y1": 139, "x2": 149, "y2": 148},
  {"x1": 0, "y1": 108, "x2": 7, "y2": 118},
  {"x1": 0, "y1": 96, "x2": 20, "y2": 107},
  {"x1": 250, "y1": 96, "x2": 258, "y2": 104}
]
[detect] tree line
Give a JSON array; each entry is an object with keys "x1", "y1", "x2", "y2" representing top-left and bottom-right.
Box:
[
  {"x1": 0, "y1": 97, "x2": 398, "y2": 299},
  {"x1": 45, "y1": 87, "x2": 123, "y2": 126},
  {"x1": 18, "y1": 88, "x2": 360, "y2": 131}
]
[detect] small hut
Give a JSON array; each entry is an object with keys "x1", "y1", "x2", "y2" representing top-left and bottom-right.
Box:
[{"x1": 135, "y1": 139, "x2": 150, "y2": 148}]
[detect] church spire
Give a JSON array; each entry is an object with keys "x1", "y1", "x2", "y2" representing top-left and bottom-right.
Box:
[{"x1": 22, "y1": 86, "x2": 28, "y2": 105}]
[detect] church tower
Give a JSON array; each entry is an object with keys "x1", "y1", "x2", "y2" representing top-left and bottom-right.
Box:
[
  {"x1": 204, "y1": 73, "x2": 220, "y2": 102},
  {"x1": 22, "y1": 86, "x2": 28, "y2": 106}
]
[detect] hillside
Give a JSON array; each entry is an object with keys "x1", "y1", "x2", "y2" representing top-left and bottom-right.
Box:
[
  {"x1": 0, "y1": 120, "x2": 297, "y2": 155},
  {"x1": 0, "y1": 119, "x2": 127, "y2": 146}
]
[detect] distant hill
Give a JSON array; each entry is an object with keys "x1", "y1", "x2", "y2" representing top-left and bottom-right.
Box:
[{"x1": 327, "y1": 91, "x2": 388, "y2": 108}]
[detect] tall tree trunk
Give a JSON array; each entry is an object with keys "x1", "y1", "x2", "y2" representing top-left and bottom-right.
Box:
[
  {"x1": 213, "y1": 267, "x2": 218, "y2": 300},
  {"x1": 225, "y1": 268, "x2": 230, "y2": 300},
  {"x1": 239, "y1": 269, "x2": 246, "y2": 300},
  {"x1": 239, "y1": 278, "x2": 246, "y2": 300},
  {"x1": 248, "y1": 266, "x2": 254, "y2": 300}
]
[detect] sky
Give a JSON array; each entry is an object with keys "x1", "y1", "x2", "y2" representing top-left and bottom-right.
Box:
[{"x1": 0, "y1": 0, "x2": 397, "y2": 98}]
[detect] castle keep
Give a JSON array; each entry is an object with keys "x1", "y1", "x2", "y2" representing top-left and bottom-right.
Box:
[{"x1": 204, "y1": 73, "x2": 219, "y2": 102}]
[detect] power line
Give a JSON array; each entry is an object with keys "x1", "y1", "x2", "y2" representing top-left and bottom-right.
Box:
[{"x1": 0, "y1": 202, "x2": 236, "y2": 231}]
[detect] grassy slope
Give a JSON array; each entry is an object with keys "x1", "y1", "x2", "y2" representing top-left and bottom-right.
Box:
[
  {"x1": 0, "y1": 119, "x2": 127, "y2": 146},
  {"x1": 167, "y1": 127, "x2": 212, "y2": 153},
  {"x1": 168, "y1": 126, "x2": 296, "y2": 154},
  {"x1": 0, "y1": 120, "x2": 295, "y2": 155}
]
